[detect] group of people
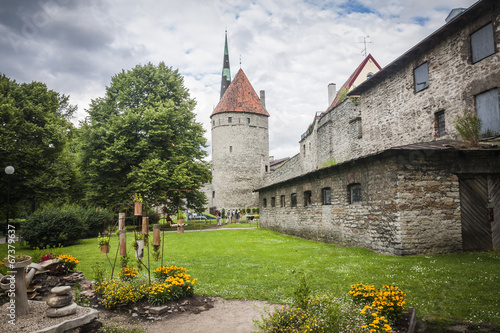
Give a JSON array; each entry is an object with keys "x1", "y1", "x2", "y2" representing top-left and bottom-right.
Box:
[{"x1": 215, "y1": 209, "x2": 241, "y2": 226}]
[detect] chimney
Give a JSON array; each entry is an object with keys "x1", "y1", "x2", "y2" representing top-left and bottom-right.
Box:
[
  {"x1": 328, "y1": 83, "x2": 336, "y2": 106},
  {"x1": 260, "y1": 90, "x2": 266, "y2": 109}
]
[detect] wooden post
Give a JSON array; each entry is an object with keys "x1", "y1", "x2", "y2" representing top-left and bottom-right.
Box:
[
  {"x1": 142, "y1": 216, "x2": 149, "y2": 235},
  {"x1": 119, "y1": 230, "x2": 126, "y2": 256},
  {"x1": 118, "y1": 212, "x2": 126, "y2": 230},
  {"x1": 153, "y1": 224, "x2": 160, "y2": 246}
]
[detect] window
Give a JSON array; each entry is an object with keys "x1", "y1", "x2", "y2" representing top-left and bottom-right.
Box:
[
  {"x1": 229, "y1": 146, "x2": 233, "y2": 153},
  {"x1": 322, "y1": 187, "x2": 331, "y2": 205},
  {"x1": 367, "y1": 72, "x2": 374, "y2": 79},
  {"x1": 471, "y1": 23, "x2": 495, "y2": 63},
  {"x1": 349, "y1": 184, "x2": 362, "y2": 204},
  {"x1": 303, "y1": 144, "x2": 306, "y2": 157},
  {"x1": 435, "y1": 111, "x2": 446, "y2": 137},
  {"x1": 280, "y1": 195, "x2": 285, "y2": 207},
  {"x1": 414, "y1": 62, "x2": 429, "y2": 92},
  {"x1": 265, "y1": 165, "x2": 268, "y2": 172},
  {"x1": 263, "y1": 198, "x2": 267, "y2": 208},
  {"x1": 246, "y1": 118, "x2": 250, "y2": 124},
  {"x1": 228, "y1": 117, "x2": 232, "y2": 123},
  {"x1": 212, "y1": 191, "x2": 215, "y2": 199},
  {"x1": 271, "y1": 197, "x2": 276, "y2": 207},
  {"x1": 303, "y1": 191, "x2": 312, "y2": 207},
  {"x1": 291, "y1": 193, "x2": 297, "y2": 207},
  {"x1": 475, "y1": 89, "x2": 500, "y2": 135}
]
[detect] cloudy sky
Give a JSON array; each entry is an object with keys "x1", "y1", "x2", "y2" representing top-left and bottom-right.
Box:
[{"x1": 0, "y1": 0, "x2": 478, "y2": 160}]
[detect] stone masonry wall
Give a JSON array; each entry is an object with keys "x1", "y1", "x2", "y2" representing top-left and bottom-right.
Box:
[
  {"x1": 260, "y1": 148, "x2": 500, "y2": 255},
  {"x1": 211, "y1": 111, "x2": 269, "y2": 210},
  {"x1": 260, "y1": 154, "x2": 404, "y2": 255}
]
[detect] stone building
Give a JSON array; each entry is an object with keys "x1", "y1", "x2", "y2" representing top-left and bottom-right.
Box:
[
  {"x1": 257, "y1": 0, "x2": 500, "y2": 255},
  {"x1": 204, "y1": 32, "x2": 270, "y2": 212}
]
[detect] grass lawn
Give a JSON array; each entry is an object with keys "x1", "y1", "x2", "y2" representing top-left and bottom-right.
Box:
[{"x1": 1, "y1": 228, "x2": 499, "y2": 326}]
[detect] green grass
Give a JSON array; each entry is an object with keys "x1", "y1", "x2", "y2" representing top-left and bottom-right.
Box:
[{"x1": 1, "y1": 228, "x2": 499, "y2": 326}]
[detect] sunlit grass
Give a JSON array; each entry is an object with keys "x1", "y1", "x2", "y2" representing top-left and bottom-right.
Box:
[{"x1": 1, "y1": 228, "x2": 499, "y2": 325}]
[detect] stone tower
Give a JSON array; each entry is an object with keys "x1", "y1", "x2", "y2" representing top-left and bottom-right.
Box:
[{"x1": 210, "y1": 36, "x2": 270, "y2": 211}]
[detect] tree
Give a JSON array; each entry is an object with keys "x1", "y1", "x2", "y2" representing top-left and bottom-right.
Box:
[
  {"x1": 78, "y1": 62, "x2": 210, "y2": 210},
  {"x1": 0, "y1": 74, "x2": 78, "y2": 217}
]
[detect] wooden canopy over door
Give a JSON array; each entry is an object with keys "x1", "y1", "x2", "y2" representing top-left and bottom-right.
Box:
[{"x1": 459, "y1": 174, "x2": 500, "y2": 251}]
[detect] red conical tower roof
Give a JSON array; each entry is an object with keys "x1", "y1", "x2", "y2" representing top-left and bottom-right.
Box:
[{"x1": 211, "y1": 68, "x2": 270, "y2": 117}]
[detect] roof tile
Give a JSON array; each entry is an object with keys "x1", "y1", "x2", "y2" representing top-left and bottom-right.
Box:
[{"x1": 211, "y1": 68, "x2": 270, "y2": 117}]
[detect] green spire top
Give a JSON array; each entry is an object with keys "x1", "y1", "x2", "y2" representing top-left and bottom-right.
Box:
[{"x1": 220, "y1": 30, "x2": 231, "y2": 99}]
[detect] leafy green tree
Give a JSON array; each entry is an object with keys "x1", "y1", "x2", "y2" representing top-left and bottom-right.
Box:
[
  {"x1": 78, "y1": 62, "x2": 210, "y2": 210},
  {"x1": 0, "y1": 74, "x2": 77, "y2": 216}
]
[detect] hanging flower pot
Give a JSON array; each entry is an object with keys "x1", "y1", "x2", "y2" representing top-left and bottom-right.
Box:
[
  {"x1": 100, "y1": 244, "x2": 110, "y2": 254},
  {"x1": 134, "y1": 202, "x2": 142, "y2": 216},
  {"x1": 135, "y1": 240, "x2": 144, "y2": 260}
]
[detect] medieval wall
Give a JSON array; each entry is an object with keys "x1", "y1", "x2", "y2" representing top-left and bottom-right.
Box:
[{"x1": 289, "y1": 2, "x2": 500, "y2": 174}]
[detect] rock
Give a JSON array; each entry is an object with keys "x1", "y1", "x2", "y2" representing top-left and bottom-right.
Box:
[
  {"x1": 46, "y1": 302, "x2": 77, "y2": 317},
  {"x1": 80, "y1": 320, "x2": 103, "y2": 333},
  {"x1": 149, "y1": 305, "x2": 170, "y2": 315},
  {"x1": 51, "y1": 285, "x2": 72, "y2": 295},
  {"x1": 47, "y1": 294, "x2": 74, "y2": 308}
]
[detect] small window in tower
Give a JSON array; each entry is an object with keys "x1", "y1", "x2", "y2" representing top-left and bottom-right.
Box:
[
  {"x1": 263, "y1": 198, "x2": 267, "y2": 208},
  {"x1": 280, "y1": 195, "x2": 285, "y2": 207},
  {"x1": 435, "y1": 111, "x2": 446, "y2": 137},
  {"x1": 247, "y1": 118, "x2": 250, "y2": 124},
  {"x1": 212, "y1": 191, "x2": 215, "y2": 199},
  {"x1": 291, "y1": 193, "x2": 297, "y2": 207},
  {"x1": 228, "y1": 117, "x2": 232, "y2": 123},
  {"x1": 229, "y1": 146, "x2": 233, "y2": 153},
  {"x1": 271, "y1": 197, "x2": 276, "y2": 207},
  {"x1": 265, "y1": 165, "x2": 268, "y2": 172},
  {"x1": 304, "y1": 191, "x2": 312, "y2": 207}
]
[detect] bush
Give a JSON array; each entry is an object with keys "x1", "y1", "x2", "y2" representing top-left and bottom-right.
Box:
[
  {"x1": 95, "y1": 279, "x2": 148, "y2": 308},
  {"x1": 79, "y1": 206, "x2": 109, "y2": 238},
  {"x1": 20, "y1": 207, "x2": 87, "y2": 248}
]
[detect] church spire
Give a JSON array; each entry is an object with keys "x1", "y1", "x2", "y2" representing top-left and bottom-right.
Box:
[{"x1": 220, "y1": 30, "x2": 231, "y2": 99}]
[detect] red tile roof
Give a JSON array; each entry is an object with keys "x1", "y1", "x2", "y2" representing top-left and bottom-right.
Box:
[
  {"x1": 211, "y1": 68, "x2": 270, "y2": 117},
  {"x1": 326, "y1": 54, "x2": 381, "y2": 112}
]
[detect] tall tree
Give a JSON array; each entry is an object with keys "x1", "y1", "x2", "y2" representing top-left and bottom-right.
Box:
[
  {"x1": 0, "y1": 74, "x2": 77, "y2": 216},
  {"x1": 79, "y1": 62, "x2": 210, "y2": 210}
]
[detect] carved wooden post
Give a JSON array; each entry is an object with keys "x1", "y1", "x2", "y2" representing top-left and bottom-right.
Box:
[
  {"x1": 153, "y1": 224, "x2": 160, "y2": 246},
  {"x1": 119, "y1": 230, "x2": 126, "y2": 256},
  {"x1": 142, "y1": 216, "x2": 149, "y2": 235}
]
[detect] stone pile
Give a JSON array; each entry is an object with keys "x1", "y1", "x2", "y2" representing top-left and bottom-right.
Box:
[{"x1": 46, "y1": 286, "x2": 77, "y2": 318}]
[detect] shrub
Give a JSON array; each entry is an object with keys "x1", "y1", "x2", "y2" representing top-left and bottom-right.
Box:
[
  {"x1": 95, "y1": 279, "x2": 147, "y2": 309},
  {"x1": 349, "y1": 282, "x2": 407, "y2": 332},
  {"x1": 148, "y1": 266, "x2": 197, "y2": 306},
  {"x1": 56, "y1": 254, "x2": 80, "y2": 273},
  {"x1": 257, "y1": 277, "x2": 369, "y2": 333},
  {"x1": 119, "y1": 266, "x2": 138, "y2": 281},
  {"x1": 455, "y1": 113, "x2": 482, "y2": 146},
  {"x1": 256, "y1": 295, "x2": 368, "y2": 332},
  {"x1": 20, "y1": 207, "x2": 87, "y2": 248}
]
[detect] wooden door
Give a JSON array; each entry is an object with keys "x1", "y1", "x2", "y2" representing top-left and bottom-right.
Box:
[
  {"x1": 459, "y1": 174, "x2": 500, "y2": 251},
  {"x1": 489, "y1": 175, "x2": 500, "y2": 250}
]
